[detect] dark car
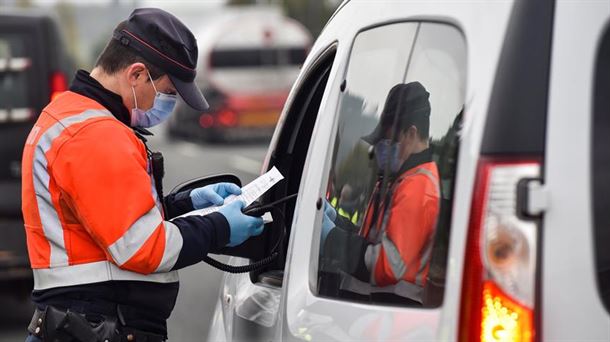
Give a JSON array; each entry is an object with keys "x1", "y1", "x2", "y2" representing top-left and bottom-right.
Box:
[{"x1": 0, "y1": 9, "x2": 73, "y2": 287}]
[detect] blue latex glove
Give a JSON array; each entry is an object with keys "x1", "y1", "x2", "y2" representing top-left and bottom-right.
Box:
[
  {"x1": 190, "y1": 182, "x2": 242, "y2": 209},
  {"x1": 323, "y1": 199, "x2": 337, "y2": 222},
  {"x1": 219, "y1": 200, "x2": 265, "y2": 247},
  {"x1": 320, "y1": 211, "x2": 336, "y2": 248}
]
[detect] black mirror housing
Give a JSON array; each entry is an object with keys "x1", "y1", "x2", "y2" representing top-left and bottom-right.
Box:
[{"x1": 169, "y1": 174, "x2": 242, "y2": 196}]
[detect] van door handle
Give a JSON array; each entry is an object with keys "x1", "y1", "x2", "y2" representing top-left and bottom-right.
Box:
[{"x1": 517, "y1": 178, "x2": 548, "y2": 219}]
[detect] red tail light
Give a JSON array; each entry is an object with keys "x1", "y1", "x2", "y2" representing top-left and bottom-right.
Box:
[
  {"x1": 199, "y1": 114, "x2": 215, "y2": 128},
  {"x1": 217, "y1": 109, "x2": 238, "y2": 127},
  {"x1": 50, "y1": 71, "x2": 67, "y2": 101},
  {"x1": 460, "y1": 158, "x2": 540, "y2": 342}
]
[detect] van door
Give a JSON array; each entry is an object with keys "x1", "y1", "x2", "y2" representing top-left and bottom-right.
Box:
[
  {"x1": 282, "y1": 21, "x2": 466, "y2": 340},
  {"x1": 543, "y1": 1, "x2": 610, "y2": 340},
  {"x1": 212, "y1": 46, "x2": 337, "y2": 342}
]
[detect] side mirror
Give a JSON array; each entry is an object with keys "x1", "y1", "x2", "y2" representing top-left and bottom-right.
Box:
[{"x1": 168, "y1": 174, "x2": 242, "y2": 196}]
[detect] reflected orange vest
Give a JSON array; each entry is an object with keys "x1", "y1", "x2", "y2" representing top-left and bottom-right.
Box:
[{"x1": 360, "y1": 161, "x2": 440, "y2": 289}]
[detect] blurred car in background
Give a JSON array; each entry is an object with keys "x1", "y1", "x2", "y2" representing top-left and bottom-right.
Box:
[
  {"x1": 0, "y1": 9, "x2": 73, "y2": 289},
  {"x1": 167, "y1": 7, "x2": 311, "y2": 142}
]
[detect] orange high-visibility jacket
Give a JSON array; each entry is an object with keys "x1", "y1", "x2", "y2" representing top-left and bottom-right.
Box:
[
  {"x1": 361, "y1": 161, "x2": 440, "y2": 299},
  {"x1": 21, "y1": 91, "x2": 183, "y2": 290}
]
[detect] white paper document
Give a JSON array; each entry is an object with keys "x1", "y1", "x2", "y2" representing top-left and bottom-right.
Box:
[{"x1": 179, "y1": 166, "x2": 284, "y2": 218}]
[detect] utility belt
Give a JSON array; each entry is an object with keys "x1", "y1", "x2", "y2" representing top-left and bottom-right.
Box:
[{"x1": 28, "y1": 306, "x2": 166, "y2": 342}]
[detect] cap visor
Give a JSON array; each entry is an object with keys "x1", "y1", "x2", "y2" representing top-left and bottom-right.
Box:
[
  {"x1": 361, "y1": 124, "x2": 382, "y2": 145},
  {"x1": 170, "y1": 75, "x2": 209, "y2": 111}
]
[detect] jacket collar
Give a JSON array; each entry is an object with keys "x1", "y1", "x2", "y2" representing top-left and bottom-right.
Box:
[
  {"x1": 396, "y1": 147, "x2": 434, "y2": 175},
  {"x1": 69, "y1": 69, "x2": 131, "y2": 126}
]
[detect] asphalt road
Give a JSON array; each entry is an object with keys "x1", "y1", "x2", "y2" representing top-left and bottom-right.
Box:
[{"x1": 0, "y1": 125, "x2": 269, "y2": 342}]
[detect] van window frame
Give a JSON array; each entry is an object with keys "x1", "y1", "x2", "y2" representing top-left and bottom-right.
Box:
[
  {"x1": 311, "y1": 20, "x2": 467, "y2": 308},
  {"x1": 592, "y1": 21, "x2": 610, "y2": 315},
  {"x1": 247, "y1": 44, "x2": 338, "y2": 285}
]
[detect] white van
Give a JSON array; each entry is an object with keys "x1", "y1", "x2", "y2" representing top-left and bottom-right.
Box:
[
  {"x1": 167, "y1": 7, "x2": 311, "y2": 142},
  {"x1": 196, "y1": 0, "x2": 610, "y2": 340}
]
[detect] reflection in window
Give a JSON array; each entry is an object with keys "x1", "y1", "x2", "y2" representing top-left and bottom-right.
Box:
[{"x1": 317, "y1": 22, "x2": 466, "y2": 308}]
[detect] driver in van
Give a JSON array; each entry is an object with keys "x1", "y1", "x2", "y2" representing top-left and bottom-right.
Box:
[{"x1": 322, "y1": 82, "x2": 440, "y2": 304}]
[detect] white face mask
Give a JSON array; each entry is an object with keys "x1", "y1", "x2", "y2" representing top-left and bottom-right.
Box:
[{"x1": 131, "y1": 71, "x2": 177, "y2": 128}]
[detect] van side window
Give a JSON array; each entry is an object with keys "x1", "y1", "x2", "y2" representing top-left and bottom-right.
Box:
[
  {"x1": 593, "y1": 24, "x2": 610, "y2": 314},
  {"x1": 316, "y1": 22, "x2": 466, "y2": 308}
]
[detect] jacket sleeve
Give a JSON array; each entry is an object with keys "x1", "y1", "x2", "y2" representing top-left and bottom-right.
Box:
[
  {"x1": 163, "y1": 189, "x2": 195, "y2": 219},
  {"x1": 51, "y1": 120, "x2": 229, "y2": 274}
]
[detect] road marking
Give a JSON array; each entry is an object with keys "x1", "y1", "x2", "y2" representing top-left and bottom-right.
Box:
[{"x1": 230, "y1": 155, "x2": 262, "y2": 175}]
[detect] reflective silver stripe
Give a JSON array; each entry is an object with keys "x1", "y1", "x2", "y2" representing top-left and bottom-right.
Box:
[
  {"x1": 364, "y1": 243, "x2": 382, "y2": 286},
  {"x1": 411, "y1": 167, "x2": 440, "y2": 287},
  {"x1": 33, "y1": 109, "x2": 112, "y2": 267},
  {"x1": 415, "y1": 255, "x2": 428, "y2": 286},
  {"x1": 339, "y1": 272, "x2": 423, "y2": 303},
  {"x1": 155, "y1": 221, "x2": 183, "y2": 272},
  {"x1": 381, "y1": 233, "x2": 407, "y2": 280},
  {"x1": 415, "y1": 235, "x2": 435, "y2": 286},
  {"x1": 412, "y1": 167, "x2": 440, "y2": 192},
  {"x1": 151, "y1": 180, "x2": 163, "y2": 212},
  {"x1": 108, "y1": 206, "x2": 163, "y2": 266},
  {"x1": 392, "y1": 279, "x2": 424, "y2": 302},
  {"x1": 32, "y1": 260, "x2": 179, "y2": 290},
  {"x1": 411, "y1": 168, "x2": 441, "y2": 198}
]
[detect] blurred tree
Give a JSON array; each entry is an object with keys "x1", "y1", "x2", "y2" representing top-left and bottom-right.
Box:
[
  {"x1": 227, "y1": 0, "x2": 340, "y2": 37},
  {"x1": 55, "y1": 1, "x2": 85, "y2": 68}
]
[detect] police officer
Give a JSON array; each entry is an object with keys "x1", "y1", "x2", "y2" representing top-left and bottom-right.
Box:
[
  {"x1": 322, "y1": 82, "x2": 440, "y2": 304},
  {"x1": 22, "y1": 8, "x2": 263, "y2": 342}
]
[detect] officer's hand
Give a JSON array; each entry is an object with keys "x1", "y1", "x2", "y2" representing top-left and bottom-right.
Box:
[
  {"x1": 190, "y1": 182, "x2": 242, "y2": 209},
  {"x1": 323, "y1": 199, "x2": 337, "y2": 222},
  {"x1": 219, "y1": 200, "x2": 264, "y2": 247}
]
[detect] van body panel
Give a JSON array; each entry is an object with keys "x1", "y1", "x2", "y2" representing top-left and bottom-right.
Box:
[
  {"x1": 208, "y1": 0, "x2": 610, "y2": 340},
  {"x1": 543, "y1": 1, "x2": 610, "y2": 339},
  {"x1": 275, "y1": 1, "x2": 513, "y2": 340}
]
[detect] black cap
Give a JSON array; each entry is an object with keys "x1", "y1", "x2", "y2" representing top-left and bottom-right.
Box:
[
  {"x1": 362, "y1": 82, "x2": 431, "y2": 144},
  {"x1": 112, "y1": 8, "x2": 208, "y2": 111}
]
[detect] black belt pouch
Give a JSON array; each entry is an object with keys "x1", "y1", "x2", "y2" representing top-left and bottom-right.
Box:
[{"x1": 28, "y1": 306, "x2": 120, "y2": 342}]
